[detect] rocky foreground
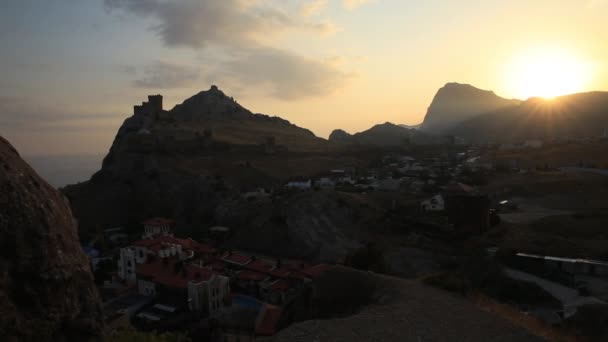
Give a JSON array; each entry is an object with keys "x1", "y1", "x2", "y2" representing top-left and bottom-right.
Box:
[
  {"x1": 265, "y1": 267, "x2": 544, "y2": 342},
  {"x1": 0, "y1": 136, "x2": 103, "y2": 341}
]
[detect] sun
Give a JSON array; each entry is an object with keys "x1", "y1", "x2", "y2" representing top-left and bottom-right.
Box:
[{"x1": 506, "y1": 47, "x2": 592, "y2": 99}]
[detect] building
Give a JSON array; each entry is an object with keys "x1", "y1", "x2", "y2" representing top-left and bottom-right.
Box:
[
  {"x1": 142, "y1": 217, "x2": 174, "y2": 238},
  {"x1": 444, "y1": 183, "x2": 491, "y2": 235},
  {"x1": 421, "y1": 194, "x2": 445, "y2": 212},
  {"x1": 285, "y1": 179, "x2": 312, "y2": 190},
  {"x1": 135, "y1": 257, "x2": 230, "y2": 315}
]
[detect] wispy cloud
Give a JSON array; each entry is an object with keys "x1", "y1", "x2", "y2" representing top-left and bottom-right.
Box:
[
  {"x1": 342, "y1": 0, "x2": 375, "y2": 10},
  {"x1": 207, "y1": 47, "x2": 353, "y2": 100},
  {"x1": 134, "y1": 61, "x2": 201, "y2": 89},
  {"x1": 104, "y1": 0, "x2": 352, "y2": 100},
  {"x1": 300, "y1": 0, "x2": 329, "y2": 17}
]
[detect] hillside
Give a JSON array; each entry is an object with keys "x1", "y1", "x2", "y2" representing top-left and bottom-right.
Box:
[
  {"x1": 447, "y1": 92, "x2": 608, "y2": 143},
  {"x1": 264, "y1": 267, "x2": 543, "y2": 342},
  {"x1": 329, "y1": 122, "x2": 438, "y2": 146},
  {"x1": 0, "y1": 136, "x2": 103, "y2": 341},
  {"x1": 421, "y1": 83, "x2": 521, "y2": 134},
  {"x1": 167, "y1": 85, "x2": 328, "y2": 152},
  {"x1": 63, "y1": 87, "x2": 358, "y2": 240}
]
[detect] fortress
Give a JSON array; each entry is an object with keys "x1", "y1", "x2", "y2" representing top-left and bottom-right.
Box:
[
  {"x1": 133, "y1": 94, "x2": 163, "y2": 116},
  {"x1": 134, "y1": 94, "x2": 163, "y2": 117}
]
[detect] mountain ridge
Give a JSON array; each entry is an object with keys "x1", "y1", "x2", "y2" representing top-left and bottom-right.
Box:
[{"x1": 420, "y1": 82, "x2": 521, "y2": 134}]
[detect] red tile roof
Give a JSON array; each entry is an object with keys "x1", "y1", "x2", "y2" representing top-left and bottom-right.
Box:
[
  {"x1": 255, "y1": 304, "x2": 283, "y2": 336},
  {"x1": 269, "y1": 279, "x2": 290, "y2": 292},
  {"x1": 136, "y1": 258, "x2": 214, "y2": 289},
  {"x1": 223, "y1": 253, "x2": 252, "y2": 266},
  {"x1": 131, "y1": 236, "x2": 215, "y2": 255},
  {"x1": 300, "y1": 264, "x2": 331, "y2": 279},
  {"x1": 245, "y1": 259, "x2": 275, "y2": 274},
  {"x1": 269, "y1": 267, "x2": 292, "y2": 279},
  {"x1": 142, "y1": 217, "x2": 174, "y2": 226},
  {"x1": 237, "y1": 270, "x2": 267, "y2": 282}
]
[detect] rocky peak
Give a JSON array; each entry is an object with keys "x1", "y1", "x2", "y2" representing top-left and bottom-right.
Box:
[
  {"x1": 171, "y1": 85, "x2": 248, "y2": 121},
  {"x1": 0, "y1": 136, "x2": 103, "y2": 341},
  {"x1": 421, "y1": 82, "x2": 521, "y2": 134},
  {"x1": 328, "y1": 129, "x2": 354, "y2": 143}
]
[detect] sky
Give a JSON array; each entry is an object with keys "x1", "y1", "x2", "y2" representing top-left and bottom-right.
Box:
[{"x1": 1, "y1": 0, "x2": 608, "y2": 156}]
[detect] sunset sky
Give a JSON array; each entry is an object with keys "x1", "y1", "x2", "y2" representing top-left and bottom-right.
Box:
[{"x1": 1, "y1": 0, "x2": 608, "y2": 156}]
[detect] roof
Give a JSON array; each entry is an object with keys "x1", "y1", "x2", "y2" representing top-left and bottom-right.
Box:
[
  {"x1": 131, "y1": 236, "x2": 214, "y2": 255},
  {"x1": 223, "y1": 253, "x2": 253, "y2": 266},
  {"x1": 209, "y1": 226, "x2": 230, "y2": 233},
  {"x1": 300, "y1": 264, "x2": 331, "y2": 279},
  {"x1": 269, "y1": 266, "x2": 292, "y2": 279},
  {"x1": 246, "y1": 259, "x2": 276, "y2": 274},
  {"x1": 269, "y1": 279, "x2": 290, "y2": 292},
  {"x1": 142, "y1": 217, "x2": 174, "y2": 226},
  {"x1": 255, "y1": 304, "x2": 283, "y2": 336},
  {"x1": 237, "y1": 270, "x2": 268, "y2": 282},
  {"x1": 136, "y1": 258, "x2": 215, "y2": 289},
  {"x1": 445, "y1": 182, "x2": 475, "y2": 194}
]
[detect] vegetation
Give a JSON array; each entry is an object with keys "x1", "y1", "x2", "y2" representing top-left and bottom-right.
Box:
[{"x1": 106, "y1": 330, "x2": 191, "y2": 342}]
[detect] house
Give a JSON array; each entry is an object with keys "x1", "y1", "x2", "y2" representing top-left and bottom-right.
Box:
[
  {"x1": 117, "y1": 235, "x2": 216, "y2": 283},
  {"x1": 285, "y1": 179, "x2": 312, "y2": 190},
  {"x1": 135, "y1": 257, "x2": 230, "y2": 316},
  {"x1": 444, "y1": 183, "x2": 491, "y2": 235},
  {"x1": 315, "y1": 177, "x2": 336, "y2": 189},
  {"x1": 142, "y1": 217, "x2": 174, "y2": 238},
  {"x1": 421, "y1": 194, "x2": 445, "y2": 212}
]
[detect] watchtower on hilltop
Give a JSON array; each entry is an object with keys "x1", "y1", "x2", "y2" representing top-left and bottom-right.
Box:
[{"x1": 134, "y1": 94, "x2": 163, "y2": 116}]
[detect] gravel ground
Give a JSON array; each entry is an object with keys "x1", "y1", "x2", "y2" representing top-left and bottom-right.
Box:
[{"x1": 265, "y1": 268, "x2": 544, "y2": 342}]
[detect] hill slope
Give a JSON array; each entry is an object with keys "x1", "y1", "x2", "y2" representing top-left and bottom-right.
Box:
[
  {"x1": 447, "y1": 92, "x2": 608, "y2": 143},
  {"x1": 264, "y1": 267, "x2": 543, "y2": 342},
  {"x1": 329, "y1": 122, "x2": 437, "y2": 146},
  {"x1": 421, "y1": 83, "x2": 521, "y2": 134}
]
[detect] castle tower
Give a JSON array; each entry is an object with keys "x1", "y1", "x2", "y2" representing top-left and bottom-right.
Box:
[{"x1": 148, "y1": 95, "x2": 163, "y2": 113}]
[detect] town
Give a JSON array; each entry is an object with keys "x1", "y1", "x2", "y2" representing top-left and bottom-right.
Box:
[{"x1": 82, "y1": 125, "x2": 608, "y2": 340}]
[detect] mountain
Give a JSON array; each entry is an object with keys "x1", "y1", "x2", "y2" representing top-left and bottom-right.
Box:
[
  {"x1": 0, "y1": 136, "x2": 103, "y2": 341},
  {"x1": 447, "y1": 91, "x2": 608, "y2": 143},
  {"x1": 329, "y1": 122, "x2": 438, "y2": 146},
  {"x1": 421, "y1": 83, "x2": 521, "y2": 134},
  {"x1": 398, "y1": 123, "x2": 421, "y2": 130},
  {"x1": 63, "y1": 86, "x2": 347, "y2": 240}
]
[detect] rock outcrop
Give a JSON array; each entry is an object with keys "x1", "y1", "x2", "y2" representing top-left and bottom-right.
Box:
[
  {"x1": 328, "y1": 129, "x2": 354, "y2": 144},
  {"x1": 264, "y1": 267, "x2": 544, "y2": 342},
  {"x1": 421, "y1": 83, "x2": 520, "y2": 134},
  {"x1": 0, "y1": 136, "x2": 103, "y2": 341}
]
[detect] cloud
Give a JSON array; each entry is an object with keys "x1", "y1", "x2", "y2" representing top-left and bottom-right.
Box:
[
  {"x1": 134, "y1": 61, "x2": 201, "y2": 89},
  {"x1": 207, "y1": 47, "x2": 352, "y2": 100},
  {"x1": 300, "y1": 0, "x2": 329, "y2": 17},
  {"x1": 104, "y1": 0, "x2": 351, "y2": 101},
  {"x1": 104, "y1": 0, "x2": 334, "y2": 48},
  {"x1": 342, "y1": 0, "x2": 375, "y2": 10}
]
